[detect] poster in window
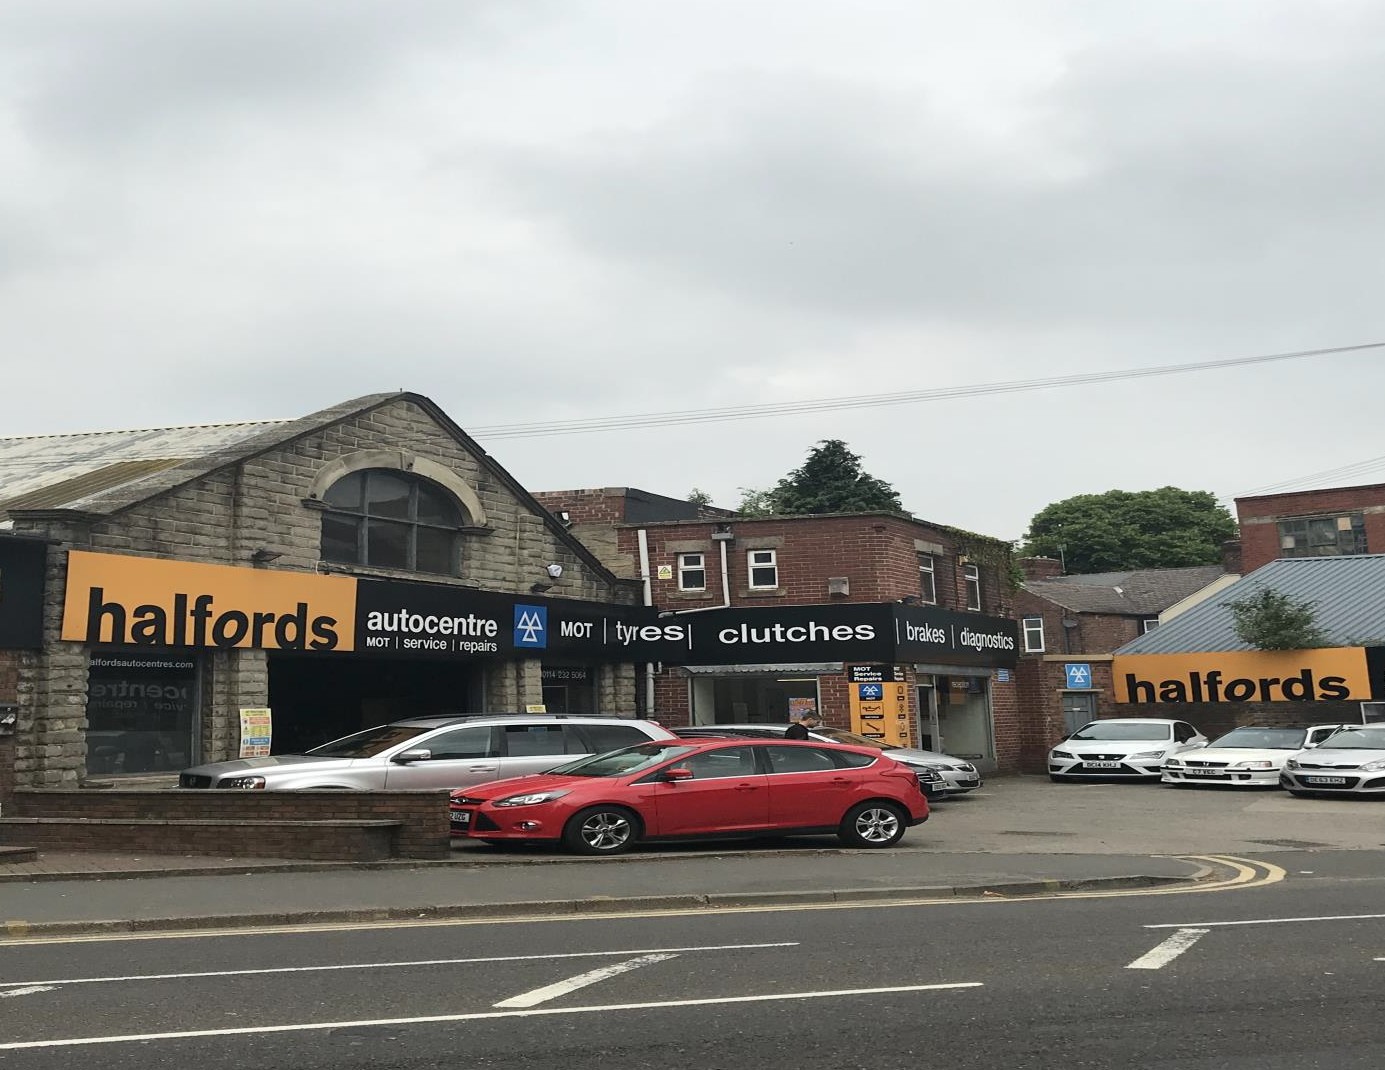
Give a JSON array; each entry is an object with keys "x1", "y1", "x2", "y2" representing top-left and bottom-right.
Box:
[{"x1": 239, "y1": 708, "x2": 273, "y2": 758}]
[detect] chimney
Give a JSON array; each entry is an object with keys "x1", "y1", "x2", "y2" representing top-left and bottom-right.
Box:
[
  {"x1": 1019, "y1": 556, "x2": 1064, "y2": 581},
  {"x1": 1221, "y1": 538, "x2": 1243, "y2": 575}
]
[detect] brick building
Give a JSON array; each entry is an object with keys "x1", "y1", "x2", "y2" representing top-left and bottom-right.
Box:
[
  {"x1": 533, "y1": 489, "x2": 1022, "y2": 773},
  {"x1": 0, "y1": 393, "x2": 648, "y2": 790},
  {"x1": 1236, "y1": 482, "x2": 1385, "y2": 573},
  {"x1": 1011, "y1": 559, "x2": 1233, "y2": 770}
]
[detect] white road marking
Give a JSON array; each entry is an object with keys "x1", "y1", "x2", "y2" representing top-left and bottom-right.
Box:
[
  {"x1": 0, "y1": 981, "x2": 984, "y2": 1050},
  {"x1": 0, "y1": 985, "x2": 55, "y2": 998},
  {"x1": 1125, "y1": 928, "x2": 1209, "y2": 970},
  {"x1": 0, "y1": 942, "x2": 795, "y2": 990},
  {"x1": 1146, "y1": 913, "x2": 1385, "y2": 929},
  {"x1": 493, "y1": 953, "x2": 677, "y2": 1008}
]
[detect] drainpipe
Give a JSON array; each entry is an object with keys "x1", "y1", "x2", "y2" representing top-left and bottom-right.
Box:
[
  {"x1": 658, "y1": 536, "x2": 732, "y2": 616},
  {"x1": 636, "y1": 529, "x2": 656, "y2": 715}
]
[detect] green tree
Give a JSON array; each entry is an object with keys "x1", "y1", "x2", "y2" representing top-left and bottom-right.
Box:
[
  {"x1": 1021, "y1": 487, "x2": 1235, "y2": 574},
  {"x1": 686, "y1": 488, "x2": 713, "y2": 507},
  {"x1": 768, "y1": 439, "x2": 905, "y2": 515},
  {"x1": 735, "y1": 487, "x2": 778, "y2": 516},
  {"x1": 1226, "y1": 587, "x2": 1327, "y2": 650}
]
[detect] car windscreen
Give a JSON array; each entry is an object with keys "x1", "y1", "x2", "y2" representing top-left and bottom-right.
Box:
[
  {"x1": 304, "y1": 724, "x2": 426, "y2": 758},
  {"x1": 1318, "y1": 727, "x2": 1385, "y2": 750},
  {"x1": 1069, "y1": 722, "x2": 1173, "y2": 741},
  {"x1": 546, "y1": 743, "x2": 697, "y2": 777},
  {"x1": 1207, "y1": 728, "x2": 1307, "y2": 749},
  {"x1": 814, "y1": 727, "x2": 887, "y2": 751}
]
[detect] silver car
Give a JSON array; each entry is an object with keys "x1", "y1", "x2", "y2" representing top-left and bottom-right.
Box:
[
  {"x1": 672, "y1": 723, "x2": 983, "y2": 795},
  {"x1": 1280, "y1": 724, "x2": 1385, "y2": 797},
  {"x1": 1049, "y1": 718, "x2": 1208, "y2": 781},
  {"x1": 178, "y1": 715, "x2": 675, "y2": 790}
]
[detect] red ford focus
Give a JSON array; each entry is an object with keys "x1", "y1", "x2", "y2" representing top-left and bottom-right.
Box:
[{"x1": 449, "y1": 737, "x2": 929, "y2": 855}]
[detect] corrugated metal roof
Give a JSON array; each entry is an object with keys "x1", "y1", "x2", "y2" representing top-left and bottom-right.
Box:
[
  {"x1": 0, "y1": 421, "x2": 288, "y2": 520},
  {"x1": 1023, "y1": 566, "x2": 1226, "y2": 616},
  {"x1": 1117, "y1": 555, "x2": 1385, "y2": 653}
]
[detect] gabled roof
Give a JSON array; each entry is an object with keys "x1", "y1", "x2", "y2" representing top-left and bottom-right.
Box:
[
  {"x1": 0, "y1": 392, "x2": 629, "y2": 590},
  {"x1": 1118, "y1": 555, "x2": 1385, "y2": 653},
  {"x1": 1023, "y1": 566, "x2": 1226, "y2": 616}
]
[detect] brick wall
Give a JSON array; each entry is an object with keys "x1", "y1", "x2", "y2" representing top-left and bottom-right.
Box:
[
  {"x1": 7, "y1": 789, "x2": 450, "y2": 859},
  {"x1": 0, "y1": 650, "x2": 14, "y2": 804},
  {"x1": 1236, "y1": 483, "x2": 1385, "y2": 573}
]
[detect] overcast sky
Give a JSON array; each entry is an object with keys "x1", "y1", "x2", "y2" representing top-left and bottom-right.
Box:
[{"x1": 3, "y1": 0, "x2": 1383, "y2": 540}]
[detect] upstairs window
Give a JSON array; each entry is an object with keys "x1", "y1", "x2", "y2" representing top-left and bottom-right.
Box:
[
  {"x1": 917, "y1": 553, "x2": 937, "y2": 604},
  {"x1": 1278, "y1": 513, "x2": 1367, "y2": 558},
  {"x1": 748, "y1": 549, "x2": 779, "y2": 590},
  {"x1": 678, "y1": 553, "x2": 707, "y2": 592},
  {"x1": 1022, "y1": 617, "x2": 1045, "y2": 653},
  {"x1": 964, "y1": 563, "x2": 981, "y2": 611},
  {"x1": 1142, "y1": 618, "x2": 1160, "y2": 633},
  {"x1": 320, "y1": 470, "x2": 463, "y2": 575}
]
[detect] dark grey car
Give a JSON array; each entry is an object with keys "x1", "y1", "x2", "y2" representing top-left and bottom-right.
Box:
[{"x1": 179, "y1": 715, "x2": 675, "y2": 790}]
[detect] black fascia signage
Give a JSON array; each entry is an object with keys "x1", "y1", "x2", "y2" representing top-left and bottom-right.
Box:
[
  {"x1": 893, "y1": 605, "x2": 1020, "y2": 668},
  {"x1": 0, "y1": 535, "x2": 48, "y2": 650},
  {"x1": 352, "y1": 579, "x2": 649, "y2": 661},
  {"x1": 642, "y1": 603, "x2": 897, "y2": 666}
]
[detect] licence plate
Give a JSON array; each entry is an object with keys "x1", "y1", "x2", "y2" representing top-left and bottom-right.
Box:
[
  {"x1": 1185, "y1": 768, "x2": 1221, "y2": 776},
  {"x1": 1083, "y1": 761, "x2": 1121, "y2": 769},
  {"x1": 1304, "y1": 776, "x2": 1347, "y2": 786},
  {"x1": 450, "y1": 810, "x2": 472, "y2": 825}
]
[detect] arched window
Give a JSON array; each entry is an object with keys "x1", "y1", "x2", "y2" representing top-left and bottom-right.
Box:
[{"x1": 320, "y1": 470, "x2": 463, "y2": 575}]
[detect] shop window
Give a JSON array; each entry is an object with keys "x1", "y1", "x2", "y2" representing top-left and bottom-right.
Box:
[
  {"x1": 917, "y1": 553, "x2": 937, "y2": 604},
  {"x1": 748, "y1": 549, "x2": 779, "y2": 589},
  {"x1": 320, "y1": 469, "x2": 463, "y2": 575},
  {"x1": 678, "y1": 552, "x2": 707, "y2": 592},
  {"x1": 1022, "y1": 617, "x2": 1045, "y2": 653},
  {"x1": 964, "y1": 563, "x2": 981, "y2": 611},
  {"x1": 1277, "y1": 513, "x2": 1367, "y2": 558},
  {"x1": 86, "y1": 652, "x2": 199, "y2": 776}
]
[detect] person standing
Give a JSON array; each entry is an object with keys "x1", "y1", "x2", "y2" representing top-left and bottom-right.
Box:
[{"x1": 786, "y1": 712, "x2": 821, "y2": 740}]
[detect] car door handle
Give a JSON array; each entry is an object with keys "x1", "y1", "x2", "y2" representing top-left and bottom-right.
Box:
[
  {"x1": 734, "y1": 784, "x2": 760, "y2": 792},
  {"x1": 830, "y1": 778, "x2": 851, "y2": 786}
]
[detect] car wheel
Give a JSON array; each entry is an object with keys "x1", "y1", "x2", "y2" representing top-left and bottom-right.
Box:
[
  {"x1": 838, "y1": 801, "x2": 907, "y2": 848},
  {"x1": 562, "y1": 806, "x2": 640, "y2": 855}
]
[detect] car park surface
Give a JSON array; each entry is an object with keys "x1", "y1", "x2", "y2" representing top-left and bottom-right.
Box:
[
  {"x1": 178, "y1": 715, "x2": 675, "y2": 790},
  {"x1": 1161, "y1": 724, "x2": 1349, "y2": 787},
  {"x1": 1049, "y1": 718, "x2": 1207, "y2": 781},
  {"x1": 671, "y1": 723, "x2": 980, "y2": 795},
  {"x1": 450, "y1": 737, "x2": 929, "y2": 854}
]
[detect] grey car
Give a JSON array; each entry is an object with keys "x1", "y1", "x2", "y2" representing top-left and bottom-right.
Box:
[
  {"x1": 178, "y1": 715, "x2": 675, "y2": 790},
  {"x1": 672, "y1": 723, "x2": 982, "y2": 795}
]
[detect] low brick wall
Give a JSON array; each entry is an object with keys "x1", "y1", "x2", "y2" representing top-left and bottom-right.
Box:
[{"x1": 5, "y1": 789, "x2": 451, "y2": 860}]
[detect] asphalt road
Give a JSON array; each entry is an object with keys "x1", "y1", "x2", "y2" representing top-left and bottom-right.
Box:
[{"x1": 4, "y1": 851, "x2": 1385, "y2": 1068}]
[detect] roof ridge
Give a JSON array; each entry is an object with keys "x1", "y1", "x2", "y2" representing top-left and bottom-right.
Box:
[{"x1": 0, "y1": 419, "x2": 291, "y2": 442}]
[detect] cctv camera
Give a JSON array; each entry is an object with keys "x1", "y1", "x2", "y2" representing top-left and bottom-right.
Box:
[{"x1": 546, "y1": 563, "x2": 564, "y2": 579}]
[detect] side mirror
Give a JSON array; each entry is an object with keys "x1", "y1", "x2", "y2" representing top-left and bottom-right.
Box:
[
  {"x1": 393, "y1": 748, "x2": 432, "y2": 764},
  {"x1": 664, "y1": 766, "x2": 694, "y2": 781}
]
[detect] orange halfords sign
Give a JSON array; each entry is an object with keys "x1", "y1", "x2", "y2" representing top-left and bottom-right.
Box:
[
  {"x1": 1112, "y1": 648, "x2": 1371, "y2": 703},
  {"x1": 62, "y1": 551, "x2": 357, "y2": 652}
]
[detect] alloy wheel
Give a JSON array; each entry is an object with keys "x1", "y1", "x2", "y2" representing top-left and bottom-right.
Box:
[
  {"x1": 580, "y1": 811, "x2": 633, "y2": 851},
  {"x1": 854, "y1": 806, "x2": 901, "y2": 843}
]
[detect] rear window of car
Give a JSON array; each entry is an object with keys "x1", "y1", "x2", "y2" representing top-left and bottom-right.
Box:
[
  {"x1": 502, "y1": 724, "x2": 580, "y2": 757},
  {"x1": 579, "y1": 723, "x2": 657, "y2": 753}
]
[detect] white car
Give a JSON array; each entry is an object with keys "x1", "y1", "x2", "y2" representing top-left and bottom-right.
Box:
[
  {"x1": 1162, "y1": 725, "x2": 1349, "y2": 787},
  {"x1": 1048, "y1": 718, "x2": 1207, "y2": 781},
  {"x1": 1280, "y1": 724, "x2": 1385, "y2": 797}
]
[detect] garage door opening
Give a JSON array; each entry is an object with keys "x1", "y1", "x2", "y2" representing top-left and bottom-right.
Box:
[{"x1": 267, "y1": 654, "x2": 483, "y2": 754}]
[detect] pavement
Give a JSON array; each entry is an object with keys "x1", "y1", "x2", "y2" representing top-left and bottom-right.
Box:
[{"x1": 3, "y1": 774, "x2": 1382, "y2": 938}]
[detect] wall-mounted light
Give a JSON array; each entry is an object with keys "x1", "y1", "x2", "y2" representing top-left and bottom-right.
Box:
[
  {"x1": 530, "y1": 582, "x2": 554, "y2": 594},
  {"x1": 545, "y1": 563, "x2": 564, "y2": 579},
  {"x1": 250, "y1": 549, "x2": 283, "y2": 565}
]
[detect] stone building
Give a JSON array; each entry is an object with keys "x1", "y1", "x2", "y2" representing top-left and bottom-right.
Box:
[{"x1": 0, "y1": 393, "x2": 646, "y2": 789}]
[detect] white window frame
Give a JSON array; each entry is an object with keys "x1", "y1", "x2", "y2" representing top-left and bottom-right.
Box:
[
  {"x1": 917, "y1": 553, "x2": 937, "y2": 604},
  {"x1": 748, "y1": 549, "x2": 779, "y2": 590},
  {"x1": 964, "y1": 563, "x2": 981, "y2": 611},
  {"x1": 1141, "y1": 618, "x2": 1160, "y2": 633},
  {"x1": 1022, "y1": 617, "x2": 1045, "y2": 653},
  {"x1": 677, "y1": 552, "x2": 707, "y2": 592}
]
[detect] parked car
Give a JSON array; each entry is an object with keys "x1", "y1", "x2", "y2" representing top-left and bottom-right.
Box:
[
  {"x1": 1161, "y1": 725, "x2": 1349, "y2": 787},
  {"x1": 1280, "y1": 724, "x2": 1385, "y2": 797},
  {"x1": 177, "y1": 715, "x2": 675, "y2": 790},
  {"x1": 450, "y1": 737, "x2": 930, "y2": 854},
  {"x1": 1048, "y1": 718, "x2": 1207, "y2": 781},
  {"x1": 671, "y1": 724, "x2": 980, "y2": 796}
]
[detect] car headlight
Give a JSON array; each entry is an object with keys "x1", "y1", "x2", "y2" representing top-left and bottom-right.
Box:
[
  {"x1": 219, "y1": 776, "x2": 266, "y2": 790},
  {"x1": 1230, "y1": 761, "x2": 1275, "y2": 770},
  {"x1": 1051, "y1": 750, "x2": 1074, "y2": 760},
  {"x1": 1361, "y1": 759, "x2": 1385, "y2": 772},
  {"x1": 1130, "y1": 750, "x2": 1165, "y2": 760},
  {"x1": 1164, "y1": 758, "x2": 1183, "y2": 767},
  {"x1": 493, "y1": 790, "x2": 571, "y2": 807},
  {"x1": 1285, "y1": 758, "x2": 1300, "y2": 770}
]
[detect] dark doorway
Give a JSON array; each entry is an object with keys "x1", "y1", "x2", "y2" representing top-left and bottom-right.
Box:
[{"x1": 267, "y1": 654, "x2": 483, "y2": 754}]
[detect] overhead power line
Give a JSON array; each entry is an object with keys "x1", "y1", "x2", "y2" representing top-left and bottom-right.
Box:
[
  {"x1": 468, "y1": 341, "x2": 1385, "y2": 441},
  {"x1": 1242, "y1": 452, "x2": 1385, "y2": 497}
]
